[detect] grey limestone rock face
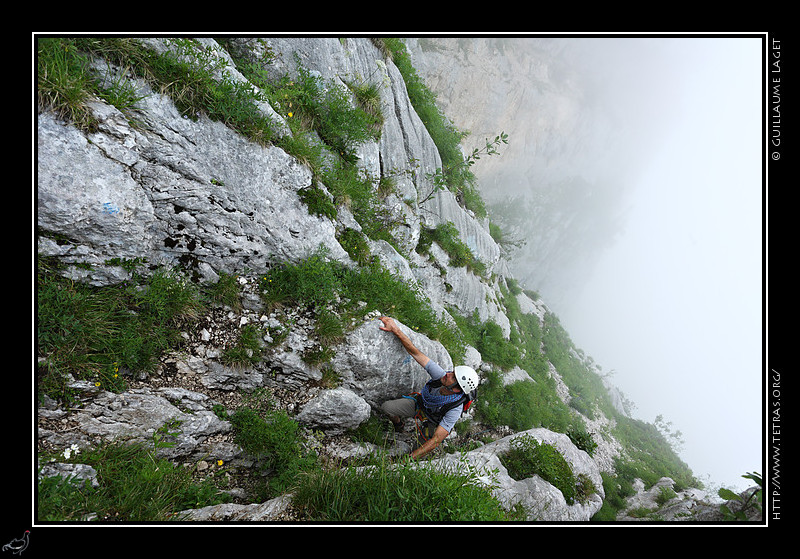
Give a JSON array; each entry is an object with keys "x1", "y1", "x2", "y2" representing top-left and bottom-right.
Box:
[
  {"x1": 425, "y1": 428, "x2": 605, "y2": 521},
  {"x1": 37, "y1": 98, "x2": 345, "y2": 286},
  {"x1": 332, "y1": 318, "x2": 453, "y2": 406},
  {"x1": 38, "y1": 382, "x2": 234, "y2": 464},
  {"x1": 295, "y1": 387, "x2": 372, "y2": 435},
  {"x1": 37, "y1": 37, "x2": 510, "y2": 334}
]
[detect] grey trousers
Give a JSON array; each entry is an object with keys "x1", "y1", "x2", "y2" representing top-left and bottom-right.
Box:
[{"x1": 380, "y1": 396, "x2": 417, "y2": 419}]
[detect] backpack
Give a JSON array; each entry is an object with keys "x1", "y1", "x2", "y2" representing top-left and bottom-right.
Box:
[{"x1": 410, "y1": 378, "x2": 477, "y2": 441}]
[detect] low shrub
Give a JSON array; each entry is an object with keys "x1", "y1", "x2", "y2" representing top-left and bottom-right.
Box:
[
  {"x1": 567, "y1": 426, "x2": 598, "y2": 456},
  {"x1": 229, "y1": 406, "x2": 318, "y2": 498},
  {"x1": 500, "y1": 433, "x2": 578, "y2": 505}
]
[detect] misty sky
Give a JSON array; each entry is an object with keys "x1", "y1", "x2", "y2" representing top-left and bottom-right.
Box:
[{"x1": 557, "y1": 36, "x2": 763, "y2": 492}]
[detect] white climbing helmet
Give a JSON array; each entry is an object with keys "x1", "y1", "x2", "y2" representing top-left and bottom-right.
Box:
[{"x1": 453, "y1": 365, "x2": 479, "y2": 393}]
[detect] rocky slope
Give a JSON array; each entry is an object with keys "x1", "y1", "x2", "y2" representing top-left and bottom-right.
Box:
[
  {"x1": 36, "y1": 37, "x2": 749, "y2": 523},
  {"x1": 404, "y1": 37, "x2": 644, "y2": 308}
]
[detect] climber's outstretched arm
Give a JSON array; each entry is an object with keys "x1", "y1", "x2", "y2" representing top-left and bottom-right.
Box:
[{"x1": 378, "y1": 316, "x2": 430, "y2": 368}]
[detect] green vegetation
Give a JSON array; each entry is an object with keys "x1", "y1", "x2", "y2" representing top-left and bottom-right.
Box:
[
  {"x1": 478, "y1": 370, "x2": 573, "y2": 434},
  {"x1": 36, "y1": 258, "x2": 204, "y2": 401},
  {"x1": 231, "y1": 45, "x2": 402, "y2": 246},
  {"x1": 338, "y1": 227, "x2": 373, "y2": 267},
  {"x1": 37, "y1": 423, "x2": 229, "y2": 521},
  {"x1": 41, "y1": 37, "x2": 282, "y2": 144},
  {"x1": 567, "y1": 426, "x2": 598, "y2": 457},
  {"x1": 452, "y1": 310, "x2": 520, "y2": 371},
  {"x1": 37, "y1": 37, "x2": 115, "y2": 130},
  {"x1": 500, "y1": 433, "x2": 597, "y2": 506},
  {"x1": 288, "y1": 62, "x2": 382, "y2": 162},
  {"x1": 37, "y1": 36, "x2": 702, "y2": 522},
  {"x1": 543, "y1": 312, "x2": 614, "y2": 421},
  {"x1": 38, "y1": 245, "x2": 693, "y2": 520},
  {"x1": 223, "y1": 400, "x2": 318, "y2": 499},
  {"x1": 417, "y1": 221, "x2": 487, "y2": 277},
  {"x1": 656, "y1": 485, "x2": 678, "y2": 506},
  {"x1": 221, "y1": 323, "x2": 265, "y2": 367},
  {"x1": 592, "y1": 472, "x2": 628, "y2": 520},
  {"x1": 376, "y1": 38, "x2": 496, "y2": 219},
  {"x1": 718, "y1": 472, "x2": 762, "y2": 521},
  {"x1": 292, "y1": 456, "x2": 524, "y2": 522},
  {"x1": 258, "y1": 249, "x2": 464, "y2": 362}
]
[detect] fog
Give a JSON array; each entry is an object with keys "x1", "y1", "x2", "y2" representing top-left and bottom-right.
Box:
[
  {"x1": 509, "y1": 37, "x2": 763, "y2": 492},
  {"x1": 415, "y1": 35, "x2": 764, "y2": 492},
  {"x1": 558, "y1": 37, "x2": 763, "y2": 492}
]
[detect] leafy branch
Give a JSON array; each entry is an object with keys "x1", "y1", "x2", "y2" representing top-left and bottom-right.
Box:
[
  {"x1": 419, "y1": 132, "x2": 508, "y2": 207},
  {"x1": 718, "y1": 471, "x2": 763, "y2": 521},
  {"x1": 464, "y1": 132, "x2": 509, "y2": 168}
]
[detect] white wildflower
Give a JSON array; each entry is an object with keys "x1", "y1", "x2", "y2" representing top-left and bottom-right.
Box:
[{"x1": 62, "y1": 444, "x2": 80, "y2": 460}]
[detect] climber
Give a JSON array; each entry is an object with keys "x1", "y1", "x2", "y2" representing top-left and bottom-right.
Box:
[{"x1": 377, "y1": 316, "x2": 479, "y2": 460}]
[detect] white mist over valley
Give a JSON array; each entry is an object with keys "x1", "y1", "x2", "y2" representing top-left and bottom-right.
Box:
[{"x1": 408, "y1": 35, "x2": 763, "y2": 492}]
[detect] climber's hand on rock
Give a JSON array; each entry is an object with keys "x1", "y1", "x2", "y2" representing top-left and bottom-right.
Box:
[{"x1": 379, "y1": 316, "x2": 398, "y2": 333}]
